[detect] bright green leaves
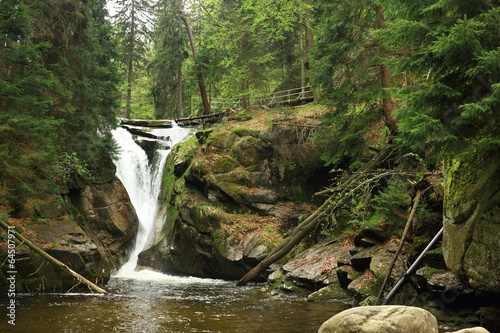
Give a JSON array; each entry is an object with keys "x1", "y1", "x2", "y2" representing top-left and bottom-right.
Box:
[{"x1": 243, "y1": 0, "x2": 308, "y2": 43}]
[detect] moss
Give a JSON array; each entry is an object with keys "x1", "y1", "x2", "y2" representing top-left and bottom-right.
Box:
[
  {"x1": 233, "y1": 111, "x2": 253, "y2": 121},
  {"x1": 418, "y1": 266, "x2": 448, "y2": 279},
  {"x1": 195, "y1": 129, "x2": 213, "y2": 144},
  {"x1": 231, "y1": 127, "x2": 261, "y2": 138},
  {"x1": 445, "y1": 152, "x2": 500, "y2": 224},
  {"x1": 212, "y1": 156, "x2": 240, "y2": 174},
  {"x1": 206, "y1": 130, "x2": 239, "y2": 150}
]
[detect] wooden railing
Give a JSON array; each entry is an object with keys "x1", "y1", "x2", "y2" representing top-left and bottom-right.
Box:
[{"x1": 210, "y1": 86, "x2": 314, "y2": 110}]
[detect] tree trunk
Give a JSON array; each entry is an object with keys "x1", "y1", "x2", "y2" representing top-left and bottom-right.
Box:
[
  {"x1": 179, "y1": 14, "x2": 210, "y2": 115},
  {"x1": 177, "y1": 0, "x2": 184, "y2": 118},
  {"x1": 126, "y1": 2, "x2": 136, "y2": 119},
  {"x1": 376, "y1": 5, "x2": 398, "y2": 136},
  {"x1": 0, "y1": 219, "x2": 108, "y2": 294},
  {"x1": 376, "y1": 189, "x2": 422, "y2": 302}
]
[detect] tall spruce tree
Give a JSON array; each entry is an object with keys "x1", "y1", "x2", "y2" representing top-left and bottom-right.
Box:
[
  {"x1": 113, "y1": 0, "x2": 156, "y2": 118},
  {"x1": 0, "y1": 0, "x2": 62, "y2": 212},
  {"x1": 311, "y1": 0, "x2": 394, "y2": 169},
  {"x1": 376, "y1": 0, "x2": 500, "y2": 162},
  {"x1": 150, "y1": 0, "x2": 186, "y2": 118},
  {"x1": 0, "y1": 0, "x2": 119, "y2": 214}
]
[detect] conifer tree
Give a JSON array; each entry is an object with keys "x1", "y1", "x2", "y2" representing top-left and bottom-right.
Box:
[
  {"x1": 150, "y1": 0, "x2": 186, "y2": 118},
  {"x1": 0, "y1": 0, "x2": 61, "y2": 212},
  {"x1": 377, "y1": 0, "x2": 500, "y2": 161},
  {"x1": 0, "y1": 0, "x2": 119, "y2": 214},
  {"x1": 113, "y1": 0, "x2": 156, "y2": 118},
  {"x1": 311, "y1": 0, "x2": 393, "y2": 169}
]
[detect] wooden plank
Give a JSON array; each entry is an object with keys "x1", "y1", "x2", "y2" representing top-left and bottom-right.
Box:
[{"x1": 119, "y1": 118, "x2": 173, "y2": 128}]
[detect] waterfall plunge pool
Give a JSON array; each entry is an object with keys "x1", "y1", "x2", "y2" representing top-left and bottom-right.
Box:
[
  {"x1": 1, "y1": 123, "x2": 350, "y2": 332},
  {"x1": 1, "y1": 269, "x2": 350, "y2": 332}
]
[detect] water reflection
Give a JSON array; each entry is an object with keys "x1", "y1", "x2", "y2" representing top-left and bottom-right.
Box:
[{"x1": 1, "y1": 270, "x2": 350, "y2": 333}]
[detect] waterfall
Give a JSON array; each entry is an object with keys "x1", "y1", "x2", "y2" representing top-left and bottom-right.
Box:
[{"x1": 111, "y1": 123, "x2": 191, "y2": 277}]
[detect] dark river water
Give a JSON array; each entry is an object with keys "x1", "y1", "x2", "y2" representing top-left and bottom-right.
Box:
[{"x1": 1, "y1": 269, "x2": 350, "y2": 333}]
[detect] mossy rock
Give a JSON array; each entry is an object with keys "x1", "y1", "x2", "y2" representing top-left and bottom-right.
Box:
[
  {"x1": 195, "y1": 129, "x2": 214, "y2": 144},
  {"x1": 34, "y1": 195, "x2": 67, "y2": 219},
  {"x1": 206, "y1": 129, "x2": 239, "y2": 150},
  {"x1": 443, "y1": 151, "x2": 500, "y2": 293},
  {"x1": 231, "y1": 127, "x2": 261, "y2": 138},
  {"x1": 307, "y1": 283, "x2": 351, "y2": 302},
  {"x1": 230, "y1": 136, "x2": 268, "y2": 167},
  {"x1": 212, "y1": 156, "x2": 241, "y2": 174},
  {"x1": 233, "y1": 111, "x2": 253, "y2": 121},
  {"x1": 213, "y1": 168, "x2": 251, "y2": 187}
]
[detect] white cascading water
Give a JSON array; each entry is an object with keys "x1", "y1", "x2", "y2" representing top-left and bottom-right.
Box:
[{"x1": 111, "y1": 122, "x2": 192, "y2": 278}]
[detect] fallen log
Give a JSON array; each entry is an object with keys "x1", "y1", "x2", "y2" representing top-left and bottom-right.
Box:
[
  {"x1": 121, "y1": 125, "x2": 171, "y2": 141},
  {"x1": 237, "y1": 148, "x2": 396, "y2": 286},
  {"x1": 119, "y1": 118, "x2": 173, "y2": 128},
  {"x1": 0, "y1": 219, "x2": 108, "y2": 294},
  {"x1": 382, "y1": 227, "x2": 444, "y2": 304},
  {"x1": 175, "y1": 109, "x2": 234, "y2": 125},
  {"x1": 376, "y1": 189, "x2": 422, "y2": 303}
]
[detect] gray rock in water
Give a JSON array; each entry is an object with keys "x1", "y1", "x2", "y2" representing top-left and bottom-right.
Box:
[{"x1": 318, "y1": 305, "x2": 439, "y2": 333}]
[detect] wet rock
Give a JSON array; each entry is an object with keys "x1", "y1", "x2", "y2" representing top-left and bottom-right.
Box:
[
  {"x1": 307, "y1": 282, "x2": 351, "y2": 302},
  {"x1": 81, "y1": 179, "x2": 138, "y2": 268},
  {"x1": 318, "y1": 305, "x2": 439, "y2": 333}
]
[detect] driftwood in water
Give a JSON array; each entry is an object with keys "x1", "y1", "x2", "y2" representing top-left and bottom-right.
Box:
[
  {"x1": 237, "y1": 148, "x2": 395, "y2": 286},
  {"x1": 0, "y1": 219, "x2": 108, "y2": 294},
  {"x1": 120, "y1": 118, "x2": 173, "y2": 128}
]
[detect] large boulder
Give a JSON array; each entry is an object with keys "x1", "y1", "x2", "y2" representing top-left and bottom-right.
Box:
[
  {"x1": 0, "y1": 177, "x2": 138, "y2": 293},
  {"x1": 80, "y1": 178, "x2": 138, "y2": 269},
  {"x1": 0, "y1": 215, "x2": 110, "y2": 292},
  {"x1": 442, "y1": 153, "x2": 500, "y2": 293},
  {"x1": 318, "y1": 305, "x2": 439, "y2": 333}
]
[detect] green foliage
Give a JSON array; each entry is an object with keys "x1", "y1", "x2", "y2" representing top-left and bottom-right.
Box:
[
  {"x1": 0, "y1": 0, "x2": 119, "y2": 214},
  {"x1": 150, "y1": 0, "x2": 311, "y2": 117},
  {"x1": 0, "y1": 0, "x2": 62, "y2": 211},
  {"x1": 60, "y1": 152, "x2": 95, "y2": 186},
  {"x1": 149, "y1": 0, "x2": 187, "y2": 118},
  {"x1": 311, "y1": 0, "x2": 390, "y2": 169},
  {"x1": 377, "y1": 0, "x2": 500, "y2": 162},
  {"x1": 368, "y1": 177, "x2": 410, "y2": 228},
  {"x1": 113, "y1": 0, "x2": 156, "y2": 118}
]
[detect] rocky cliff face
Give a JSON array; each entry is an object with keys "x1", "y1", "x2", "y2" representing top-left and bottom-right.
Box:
[
  {"x1": 0, "y1": 176, "x2": 137, "y2": 292},
  {"x1": 139, "y1": 113, "x2": 329, "y2": 279},
  {"x1": 443, "y1": 152, "x2": 500, "y2": 294}
]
